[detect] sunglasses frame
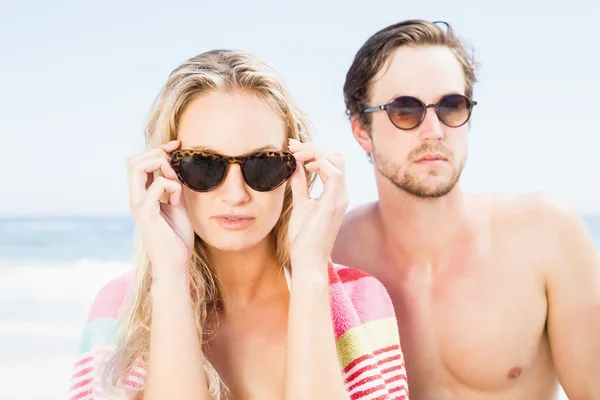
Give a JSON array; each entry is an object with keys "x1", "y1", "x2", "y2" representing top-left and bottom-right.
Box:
[
  {"x1": 363, "y1": 93, "x2": 477, "y2": 130},
  {"x1": 170, "y1": 149, "x2": 297, "y2": 192}
]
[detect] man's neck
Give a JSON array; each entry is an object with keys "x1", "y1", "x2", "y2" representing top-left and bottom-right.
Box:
[{"x1": 375, "y1": 174, "x2": 472, "y2": 266}]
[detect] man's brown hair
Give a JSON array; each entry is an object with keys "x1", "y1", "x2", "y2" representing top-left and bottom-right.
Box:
[{"x1": 343, "y1": 20, "x2": 478, "y2": 130}]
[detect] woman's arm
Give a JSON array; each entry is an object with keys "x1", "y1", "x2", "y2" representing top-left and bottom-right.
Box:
[
  {"x1": 284, "y1": 138, "x2": 350, "y2": 399},
  {"x1": 284, "y1": 261, "x2": 348, "y2": 400},
  {"x1": 125, "y1": 139, "x2": 209, "y2": 399},
  {"x1": 143, "y1": 273, "x2": 210, "y2": 400}
]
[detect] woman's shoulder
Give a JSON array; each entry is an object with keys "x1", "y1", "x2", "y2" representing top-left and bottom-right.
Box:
[
  {"x1": 329, "y1": 261, "x2": 395, "y2": 317},
  {"x1": 328, "y1": 261, "x2": 396, "y2": 334},
  {"x1": 77, "y1": 270, "x2": 135, "y2": 354},
  {"x1": 85, "y1": 269, "x2": 135, "y2": 326},
  {"x1": 328, "y1": 262, "x2": 409, "y2": 399},
  {"x1": 68, "y1": 270, "x2": 138, "y2": 400}
]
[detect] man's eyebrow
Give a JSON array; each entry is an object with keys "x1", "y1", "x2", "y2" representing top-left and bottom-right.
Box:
[{"x1": 385, "y1": 92, "x2": 464, "y2": 103}]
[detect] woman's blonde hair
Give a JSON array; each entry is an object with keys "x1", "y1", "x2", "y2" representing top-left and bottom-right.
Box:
[{"x1": 101, "y1": 49, "x2": 315, "y2": 399}]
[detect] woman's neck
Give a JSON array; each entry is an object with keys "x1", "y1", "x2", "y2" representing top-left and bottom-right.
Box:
[{"x1": 207, "y1": 235, "x2": 287, "y2": 316}]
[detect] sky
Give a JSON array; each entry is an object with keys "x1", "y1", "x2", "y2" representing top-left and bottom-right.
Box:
[{"x1": 1, "y1": 0, "x2": 599, "y2": 216}]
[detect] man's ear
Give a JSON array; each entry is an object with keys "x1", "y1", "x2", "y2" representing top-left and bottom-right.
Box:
[{"x1": 350, "y1": 115, "x2": 373, "y2": 155}]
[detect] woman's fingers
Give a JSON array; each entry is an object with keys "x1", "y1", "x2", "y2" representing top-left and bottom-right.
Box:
[
  {"x1": 143, "y1": 176, "x2": 182, "y2": 211},
  {"x1": 128, "y1": 157, "x2": 178, "y2": 207},
  {"x1": 127, "y1": 140, "x2": 179, "y2": 166},
  {"x1": 289, "y1": 138, "x2": 348, "y2": 211},
  {"x1": 290, "y1": 162, "x2": 310, "y2": 207},
  {"x1": 305, "y1": 159, "x2": 343, "y2": 192},
  {"x1": 289, "y1": 139, "x2": 345, "y2": 171},
  {"x1": 127, "y1": 141, "x2": 181, "y2": 211},
  {"x1": 289, "y1": 139, "x2": 345, "y2": 180}
]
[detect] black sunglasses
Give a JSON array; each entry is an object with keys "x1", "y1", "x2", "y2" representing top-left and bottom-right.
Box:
[
  {"x1": 363, "y1": 94, "x2": 477, "y2": 130},
  {"x1": 170, "y1": 149, "x2": 296, "y2": 192}
]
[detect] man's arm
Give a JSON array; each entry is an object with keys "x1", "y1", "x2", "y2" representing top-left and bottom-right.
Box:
[{"x1": 543, "y1": 197, "x2": 600, "y2": 400}]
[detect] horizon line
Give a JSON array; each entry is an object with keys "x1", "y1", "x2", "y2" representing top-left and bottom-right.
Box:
[{"x1": 1, "y1": 212, "x2": 599, "y2": 219}]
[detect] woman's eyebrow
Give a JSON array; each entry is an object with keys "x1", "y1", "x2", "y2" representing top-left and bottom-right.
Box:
[{"x1": 187, "y1": 144, "x2": 281, "y2": 152}]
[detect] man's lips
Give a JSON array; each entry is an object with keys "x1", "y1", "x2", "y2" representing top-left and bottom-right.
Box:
[{"x1": 415, "y1": 153, "x2": 447, "y2": 162}]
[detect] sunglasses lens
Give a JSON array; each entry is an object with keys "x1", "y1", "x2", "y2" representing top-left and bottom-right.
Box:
[
  {"x1": 242, "y1": 153, "x2": 295, "y2": 191},
  {"x1": 387, "y1": 97, "x2": 425, "y2": 129},
  {"x1": 438, "y1": 94, "x2": 472, "y2": 127},
  {"x1": 179, "y1": 154, "x2": 226, "y2": 191}
]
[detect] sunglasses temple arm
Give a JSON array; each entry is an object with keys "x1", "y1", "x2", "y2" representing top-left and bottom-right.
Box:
[{"x1": 363, "y1": 105, "x2": 385, "y2": 113}]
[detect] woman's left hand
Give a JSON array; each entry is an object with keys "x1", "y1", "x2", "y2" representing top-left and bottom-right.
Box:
[{"x1": 287, "y1": 139, "x2": 349, "y2": 269}]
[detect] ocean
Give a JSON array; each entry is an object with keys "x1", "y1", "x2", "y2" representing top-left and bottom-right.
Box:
[
  {"x1": 0, "y1": 214, "x2": 598, "y2": 399},
  {"x1": 0, "y1": 217, "x2": 136, "y2": 399}
]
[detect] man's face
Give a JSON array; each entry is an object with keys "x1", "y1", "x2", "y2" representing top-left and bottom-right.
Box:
[{"x1": 358, "y1": 45, "x2": 470, "y2": 198}]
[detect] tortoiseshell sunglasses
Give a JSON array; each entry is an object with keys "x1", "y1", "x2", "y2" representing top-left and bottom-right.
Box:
[{"x1": 170, "y1": 149, "x2": 297, "y2": 192}]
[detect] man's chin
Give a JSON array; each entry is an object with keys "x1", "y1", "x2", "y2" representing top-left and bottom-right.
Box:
[
  {"x1": 393, "y1": 175, "x2": 458, "y2": 198},
  {"x1": 374, "y1": 158, "x2": 461, "y2": 198}
]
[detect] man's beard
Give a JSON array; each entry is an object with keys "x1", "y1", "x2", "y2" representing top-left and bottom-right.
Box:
[{"x1": 373, "y1": 143, "x2": 465, "y2": 198}]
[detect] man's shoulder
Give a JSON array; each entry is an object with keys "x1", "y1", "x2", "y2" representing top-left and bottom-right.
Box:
[
  {"x1": 333, "y1": 202, "x2": 380, "y2": 267},
  {"x1": 478, "y1": 191, "x2": 580, "y2": 228},
  {"x1": 476, "y1": 192, "x2": 589, "y2": 261},
  {"x1": 340, "y1": 201, "x2": 379, "y2": 229}
]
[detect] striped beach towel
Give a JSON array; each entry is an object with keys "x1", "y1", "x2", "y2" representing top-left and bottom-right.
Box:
[{"x1": 68, "y1": 261, "x2": 409, "y2": 399}]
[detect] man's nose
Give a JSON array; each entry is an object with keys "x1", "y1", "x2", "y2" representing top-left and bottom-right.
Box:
[{"x1": 418, "y1": 107, "x2": 445, "y2": 141}]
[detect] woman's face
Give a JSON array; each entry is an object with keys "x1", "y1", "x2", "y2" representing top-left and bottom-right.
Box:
[{"x1": 176, "y1": 90, "x2": 289, "y2": 253}]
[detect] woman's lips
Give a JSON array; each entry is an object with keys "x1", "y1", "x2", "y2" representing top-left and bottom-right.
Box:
[{"x1": 213, "y1": 214, "x2": 255, "y2": 230}]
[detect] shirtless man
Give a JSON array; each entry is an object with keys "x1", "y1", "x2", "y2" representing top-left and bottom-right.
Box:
[{"x1": 332, "y1": 19, "x2": 600, "y2": 400}]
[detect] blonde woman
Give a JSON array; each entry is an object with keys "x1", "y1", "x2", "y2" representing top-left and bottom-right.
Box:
[{"x1": 68, "y1": 49, "x2": 408, "y2": 400}]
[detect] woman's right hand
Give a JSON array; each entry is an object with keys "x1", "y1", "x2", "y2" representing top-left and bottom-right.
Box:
[{"x1": 126, "y1": 139, "x2": 195, "y2": 281}]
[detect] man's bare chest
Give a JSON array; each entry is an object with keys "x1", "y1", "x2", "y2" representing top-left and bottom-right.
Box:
[{"x1": 380, "y1": 257, "x2": 549, "y2": 392}]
